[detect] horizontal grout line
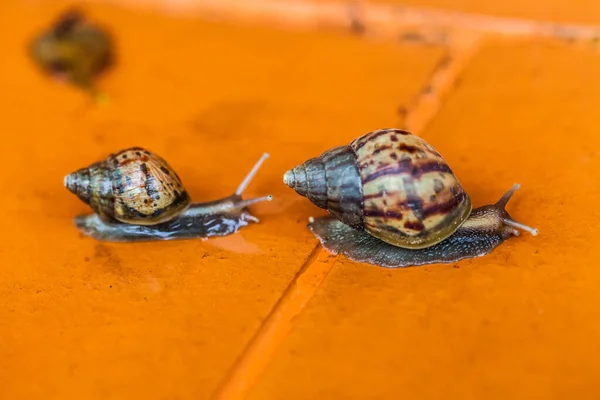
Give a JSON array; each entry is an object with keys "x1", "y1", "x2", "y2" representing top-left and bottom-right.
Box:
[{"x1": 84, "y1": 0, "x2": 600, "y2": 44}]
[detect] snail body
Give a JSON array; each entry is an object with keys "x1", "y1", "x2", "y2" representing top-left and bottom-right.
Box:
[
  {"x1": 284, "y1": 128, "x2": 538, "y2": 268},
  {"x1": 29, "y1": 9, "x2": 113, "y2": 98},
  {"x1": 65, "y1": 147, "x2": 272, "y2": 242}
]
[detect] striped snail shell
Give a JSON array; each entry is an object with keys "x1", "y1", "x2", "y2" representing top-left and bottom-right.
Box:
[
  {"x1": 284, "y1": 128, "x2": 538, "y2": 268},
  {"x1": 64, "y1": 147, "x2": 190, "y2": 225},
  {"x1": 284, "y1": 128, "x2": 471, "y2": 249},
  {"x1": 29, "y1": 9, "x2": 113, "y2": 97}
]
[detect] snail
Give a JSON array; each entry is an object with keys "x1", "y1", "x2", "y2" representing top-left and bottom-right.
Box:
[
  {"x1": 64, "y1": 147, "x2": 272, "y2": 242},
  {"x1": 29, "y1": 9, "x2": 113, "y2": 100},
  {"x1": 283, "y1": 128, "x2": 538, "y2": 268}
]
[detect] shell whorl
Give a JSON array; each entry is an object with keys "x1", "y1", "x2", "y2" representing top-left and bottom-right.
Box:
[
  {"x1": 64, "y1": 166, "x2": 91, "y2": 204},
  {"x1": 284, "y1": 146, "x2": 364, "y2": 229},
  {"x1": 64, "y1": 147, "x2": 190, "y2": 225},
  {"x1": 64, "y1": 161, "x2": 115, "y2": 222}
]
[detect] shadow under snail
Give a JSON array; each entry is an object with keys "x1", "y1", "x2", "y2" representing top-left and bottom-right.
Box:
[
  {"x1": 283, "y1": 128, "x2": 538, "y2": 268},
  {"x1": 29, "y1": 9, "x2": 113, "y2": 101},
  {"x1": 64, "y1": 147, "x2": 272, "y2": 242}
]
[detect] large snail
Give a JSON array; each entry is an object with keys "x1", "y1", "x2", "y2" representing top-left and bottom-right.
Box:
[
  {"x1": 29, "y1": 9, "x2": 113, "y2": 100},
  {"x1": 283, "y1": 128, "x2": 538, "y2": 268},
  {"x1": 64, "y1": 147, "x2": 272, "y2": 242}
]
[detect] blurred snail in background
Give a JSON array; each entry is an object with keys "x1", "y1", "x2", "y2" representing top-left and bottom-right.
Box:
[
  {"x1": 29, "y1": 9, "x2": 113, "y2": 101},
  {"x1": 65, "y1": 147, "x2": 272, "y2": 242},
  {"x1": 284, "y1": 128, "x2": 538, "y2": 268}
]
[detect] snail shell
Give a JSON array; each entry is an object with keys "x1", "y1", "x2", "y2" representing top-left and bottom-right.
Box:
[
  {"x1": 64, "y1": 147, "x2": 190, "y2": 225},
  {"x1": 284, "y1": 128, "x2": 472, "y2": 249},
  {"x1": 29, "y1": 9, "x2": 113, "y2": 93}
]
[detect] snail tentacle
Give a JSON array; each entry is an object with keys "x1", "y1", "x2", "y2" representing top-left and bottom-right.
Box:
[
  {"x1": 495, "y1": 184, "x2": 539, "y2": 236},
  {"x1": 235, "y1": 153, "x2": 270, "y2": 196}
]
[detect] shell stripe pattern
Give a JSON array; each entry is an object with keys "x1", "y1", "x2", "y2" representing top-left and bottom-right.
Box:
[
  {"x1": 350, "y1": 128, "x2": 471, "y2": 248},
  {"x1": 110, "y1": 148, "x2": 189, "y2": 224}
]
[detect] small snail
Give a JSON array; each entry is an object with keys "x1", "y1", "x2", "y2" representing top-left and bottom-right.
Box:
[
  {"x1": 283, "y1": 128, "x2": 538, "y2": 268},
  {"x1": 65, "y1": 147, "x2": 272, "y2": 242},
  {"x1": 29, "y1": 9, "x2": 113, "y2": 100}
]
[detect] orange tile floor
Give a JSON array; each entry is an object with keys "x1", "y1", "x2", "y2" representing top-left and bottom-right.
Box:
[{"x1": 2, "y1": 1, "x2": 600, "y2": 399}]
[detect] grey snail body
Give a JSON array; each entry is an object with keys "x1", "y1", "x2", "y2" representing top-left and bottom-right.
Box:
[
  {"x1": 284, "y1": 128, "x2": 538, "y2": 268},
  {"x1": 64, "y1": 147, "x2": 272, "y2": 242}
]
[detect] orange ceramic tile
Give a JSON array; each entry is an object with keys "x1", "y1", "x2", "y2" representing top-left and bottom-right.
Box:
[
  {"x1": 249, "y1": 40, "x2": 600, "y2": 400},
  {"x1": 0, "y1": 1, "x2": 442, "y2": 399}
]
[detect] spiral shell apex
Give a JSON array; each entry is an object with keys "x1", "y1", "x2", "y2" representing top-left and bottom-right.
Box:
[
  {"x1": 64, "y1": 147, "x2": 190, "y2": 225},
  {"x1": 284, "y1": 128, "x2": 473, "y2": 249}
]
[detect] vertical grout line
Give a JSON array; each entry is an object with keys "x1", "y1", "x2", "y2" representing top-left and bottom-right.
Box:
[
  {"x1": 402, "y1": 33, "x2": 484, "y2": 133},
  {"x1": 211, "y1": 245, "x2": 338, "y2": 400}
]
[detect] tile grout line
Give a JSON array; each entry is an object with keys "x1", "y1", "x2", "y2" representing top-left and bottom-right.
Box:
[
  {"x1": 88, "y1": 0, "x2": 600, "y2": 44},
  {"x1": 211, "y1": 244, "x2": 338, "y2": 400},
  {"x1": 210, "y1": 29, "x2": 486, "y2": 399},
  {"x1": 401, "y1": 34, "x2": 483, "y2": 133}
]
